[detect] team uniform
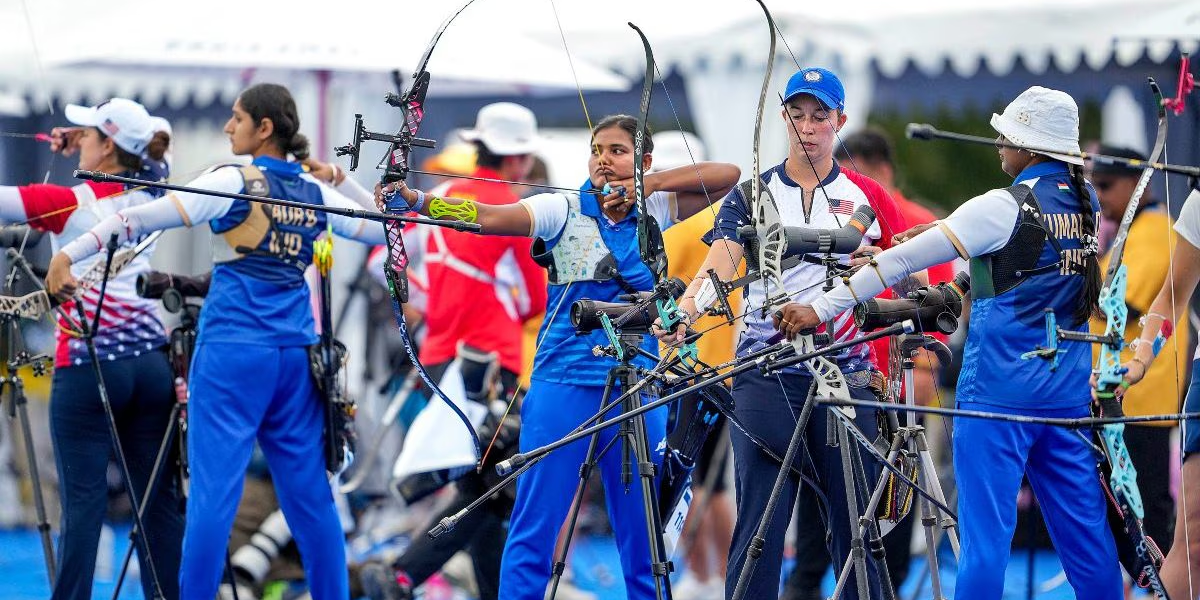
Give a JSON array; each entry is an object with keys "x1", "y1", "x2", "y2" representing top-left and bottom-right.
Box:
[
  {"x1": 708, "y1": 162, "x2": 905, "y2": 600},
  {"x1": 61, "y1": 155, "x2": 385, "y2": 600},
  {"x1": 498, "y1": 183, "x2": 677, "y2": 600},
  {"x1": 812, "y1": 160, "x2": 1123, "y2": 599},
  {"x1": 0, "y1": 165, "x2": 184, "y2": 600}
]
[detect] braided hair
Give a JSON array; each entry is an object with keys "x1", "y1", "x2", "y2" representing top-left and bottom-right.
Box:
[{"x1": 1067, "y1": 163, "x2": 1101, "y2": 324}]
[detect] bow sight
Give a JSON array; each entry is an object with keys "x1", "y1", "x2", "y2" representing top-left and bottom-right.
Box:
[{"x1": 334, "y1": 73, "x2": 437, "y2": 182}]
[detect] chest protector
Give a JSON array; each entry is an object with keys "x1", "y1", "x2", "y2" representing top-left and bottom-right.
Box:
[
  {"x1": 210, "y1": 165, "x2": 323, "y2": 273},
  {"x1": 531, "y1": 193, "x2": 621, "y2": 285},
  {"x1": 212, "y1": 165, "x2": 273, "y2": 264},
  {"x1": 970, "y1": 184, "x2": 1076, "y2": 298}
]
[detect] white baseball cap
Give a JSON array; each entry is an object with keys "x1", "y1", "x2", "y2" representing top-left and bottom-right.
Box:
[
  {"x1": 460, "y1": 102, "x2": 541, "y2": 156},
  {"x1": 990, "y1": 86, "x2": 1084, "y2": 166},
  {"x1": 64, "y1": 98, "x2": 156, "y2": 156}
]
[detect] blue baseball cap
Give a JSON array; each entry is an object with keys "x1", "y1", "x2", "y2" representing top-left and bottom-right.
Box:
[{"x1": 781, "y1": 67, "x2": 845, "y2": 111}]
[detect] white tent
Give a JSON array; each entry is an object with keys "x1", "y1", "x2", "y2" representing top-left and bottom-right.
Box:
[
  {"x1": 522, "y1": 0, "x2": 1196, "y2": 179},
  {"x1": 2, "y1": 0, "x2": 628, "y2": 110}
]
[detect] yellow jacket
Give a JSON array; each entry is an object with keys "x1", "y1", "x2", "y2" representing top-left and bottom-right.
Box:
[{"x1": 1091, "y1": 207, "x2": 1189, "y2": 424}]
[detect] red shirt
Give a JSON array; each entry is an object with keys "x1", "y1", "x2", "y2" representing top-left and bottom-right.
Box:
[
  {"x1": 417, "y1": 168, "x2": 547, "y2": 374},
  {"x1": 869, "y1": 189, "x2": 957, "y2": 378}
]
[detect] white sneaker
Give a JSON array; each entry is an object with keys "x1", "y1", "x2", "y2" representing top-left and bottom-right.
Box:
[{"x1": 672, "y1": 573, "x2": 723, "y2": 600}]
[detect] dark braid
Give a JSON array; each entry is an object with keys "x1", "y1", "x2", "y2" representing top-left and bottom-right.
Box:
[{"x1": 1068, "y1": 163, "x2": 1101, "y2": 324}]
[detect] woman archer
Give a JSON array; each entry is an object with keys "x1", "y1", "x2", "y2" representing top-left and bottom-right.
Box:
[
  {"x1": 379, "y1": 113, "x2": 739, "y2": 600},
  {"x1": 0, "y1": 97, "x2": 183, "y2": 600},
  {"x1": 46, "y1": 83, "x2": 384, "y2": 600},
  {"x1": 787, "y1": 86, "x2": 1124, "y2": 598}
]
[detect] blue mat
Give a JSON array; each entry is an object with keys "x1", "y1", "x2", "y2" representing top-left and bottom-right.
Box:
[
  {"x1": 0, "y1": 524, "x2": 146, "y2": 599},
  {"x1": 0, "y1": 526, "x2": 1156, "y2": 599}
]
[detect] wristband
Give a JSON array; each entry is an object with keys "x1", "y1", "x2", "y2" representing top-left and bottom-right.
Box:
[{"x1": 692, "y1": 277, "x2": 718, "y2": 314}]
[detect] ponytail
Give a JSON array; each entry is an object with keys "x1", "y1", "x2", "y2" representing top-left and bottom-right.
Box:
[
  {"x1": 287, "y1": 133, "x2": 310, "y2": 161},
  {"x1": 145, "y1": 130, "x2": 171, "y2": 162},
  {"x1": 1068, "y1": 164, "x2": 1101, "y2": 324}
]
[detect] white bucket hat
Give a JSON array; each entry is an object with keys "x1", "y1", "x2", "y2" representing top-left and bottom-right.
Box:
[
  {"x1": 650, "y1": 130, "x2": 706, "y2": 172},
  {"x1": 460, "y1": 102, "x2": 541, "y2": 156},
  {"x1": 64, "y1": 98, "x2": 156, "y2": 156},
  {"x1": 990, "y1": 86, "x2": 1083, "y2": 166}
]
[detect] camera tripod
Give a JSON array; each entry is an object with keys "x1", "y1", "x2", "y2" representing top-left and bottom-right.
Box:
[
  {"x1": 827, "y1": 333, "x2": 960, "y2": 600},
  {"x1": 0, "y1": 250, "x2": 55, "y2": 584},
  {"x1": 546, "y1": 331, "x2": 674, "y2": 600},
  {"x1": 110, "y1": 295, "x2": 199, "y2": 598}
]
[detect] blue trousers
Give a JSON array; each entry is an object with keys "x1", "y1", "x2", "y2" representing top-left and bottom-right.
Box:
[
  {"x1": 50, "y1": 352, "x2": 184, "y2": 600},
  {"x1": 726, "y1": 369, "x2": 883, "y2": 600},
  {"x1": 954, "y1": 401, "x2": 1122, "y2": 599},
  {"x1": 180, "y1": 343, "x2": 346, "y2": 600},
  {"x1": 500, "y1": 378, "x2": 668, "y2": 600}
]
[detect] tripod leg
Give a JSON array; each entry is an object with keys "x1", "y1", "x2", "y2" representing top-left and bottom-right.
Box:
[
  {"x1": 830, "y1": 432, "x2": 902, "y2": 600},
  {"x1": 624, "y1": 373, "x2": 672, "y2": 600},
  {"x1": 730, "y1": 381, "x2": 819, "y2": 600},
  {"x1": 80, "y1": 344, "x2": 167, "y2": 599},
  {"x1": 546, "y1": 431, "x2": 610, "y2": 600},
  {"x1": 915, "y1": 437, "x2": 958, "y2": 558},
  {"x1": 848, "y1": 426, "x2": 895, "y2": 600},
  {"x1": 837, "y1": 416, "x2": 872, "y2": 599},
  {"x1": 111, "y1": 402, "x2": 180, "y2": 600},
  {"x1": 916, "y1": 443, "x2": 947, "y2": 600},
  {"x1": 10, "y1": 382, "x2": 57, "y2": 584},
  {"x1": 830, "y1": 410, "x2": 897, "y2": 600}
]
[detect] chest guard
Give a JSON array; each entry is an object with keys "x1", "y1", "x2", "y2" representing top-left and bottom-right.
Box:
[
  {"x1": 531, "y1": 193, "x2": 621, "y2": 285},
  {"x1": 212, "y1": 165, "x2": 273, "y2": 264},
  {"x1": 970, "y1": 184, "x2": 1073, "y2": 298},
  {"x1": 210, "y1": 165, "x2": 326, "y2": 274}
]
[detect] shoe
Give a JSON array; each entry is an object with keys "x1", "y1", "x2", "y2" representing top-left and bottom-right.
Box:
[
  {"x1": 359, "y1": 562, "x2": 414, "y2": 600},
  {"x1": 671, "y1": 573, "x2": 722, "y2": 600}
]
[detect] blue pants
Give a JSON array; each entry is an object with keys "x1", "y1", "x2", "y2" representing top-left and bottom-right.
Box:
[
  {"x1": 726, "y1": 369, "x2": 883, "y2": 600},
  {"x1": 180, "y1": 343, "x2": 346, "y2": 600},
  {"x1": 954, "y1": 401, "x2": 1122, "y2": 599},
  {"x1": 50, "y1": 352, "x2": 184, "y2": 600},
  {"x1": 500, "y1": 378, "x2": 668, "y2": 600}
]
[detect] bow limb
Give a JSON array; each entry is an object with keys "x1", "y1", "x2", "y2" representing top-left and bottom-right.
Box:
[
  {"x1": 372, "y1": 0, "x2": 484, "y2": 463},
  {"x1": 1092, "y1": 78, "x2": 1169, "y2": 597}
]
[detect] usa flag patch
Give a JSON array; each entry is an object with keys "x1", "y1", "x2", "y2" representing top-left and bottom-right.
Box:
[
  {"x1": 101, "y1": 118, "x2": 120, "y2": 136},
  {"x1": 828, "y1": 198, "x2": 854, "y2": 215}
]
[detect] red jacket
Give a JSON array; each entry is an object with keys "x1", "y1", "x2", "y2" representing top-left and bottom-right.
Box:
[{"x1": 417, "y1": 168, "x2": 547, "y2": 373}]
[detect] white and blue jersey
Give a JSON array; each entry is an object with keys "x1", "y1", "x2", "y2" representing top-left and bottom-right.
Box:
[
  {"x1": 519, "y1": 183, "x2": 677, "y2": 386},
  {"x1": 955, "y1": 161, "x2": 1099, "y2": 410},
  {"x1": 706, "y1": 162, "x2": 901, "y2": 374},
  {"x1": 201, "y1": 158, "x2": 329, "y2": 347}
]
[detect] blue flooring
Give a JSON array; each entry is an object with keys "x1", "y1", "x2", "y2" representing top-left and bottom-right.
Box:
[
  {"x1": 0, "y1": 523, "x2": 145, "y2": 599},
  {"x1": 0, "y1": 526, "x2": 1155, "y2": 599}
]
